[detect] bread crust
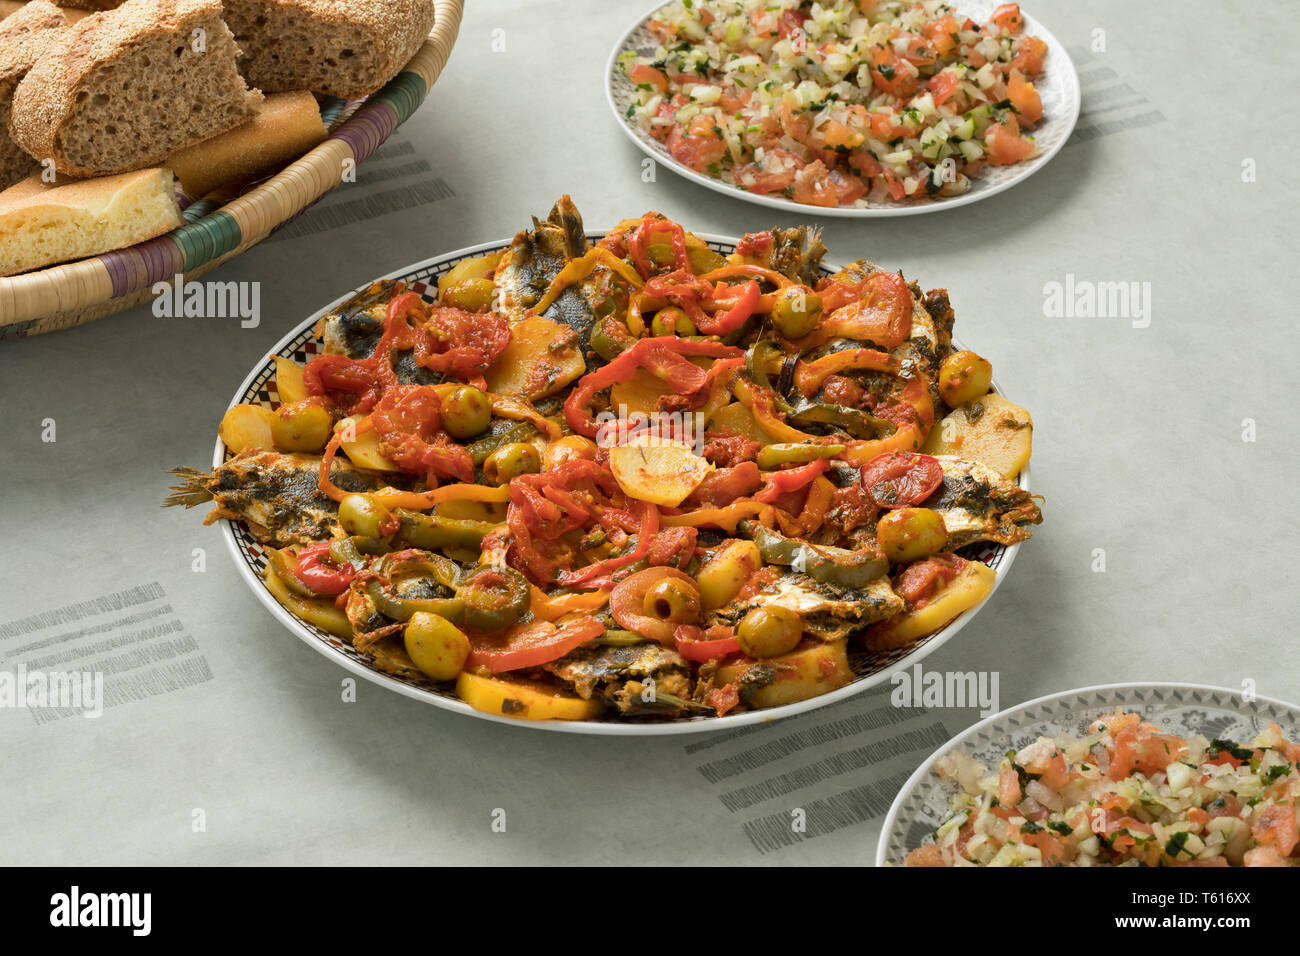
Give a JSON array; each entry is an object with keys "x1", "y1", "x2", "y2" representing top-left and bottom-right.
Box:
[
  {"x1": 10, "y1": 0, "x2": 261, "y2": 177},
  {"x1": 223, "y1": 0, "x2": 437, "y2": 99}
]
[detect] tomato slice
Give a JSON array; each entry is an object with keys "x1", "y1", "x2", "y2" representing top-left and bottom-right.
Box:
[
  {"x1": 465, "y1": 617, "x2": 604, "y2": 673},
  {"x1": 860, "y1": 452, "x2": 944, "y2": 508},
  {"x1": 610, "y1": 567, "x2": 697, "y2": 645},
  {"x1": 894, "y1": 553, "x2": 966, "y2": 607}
]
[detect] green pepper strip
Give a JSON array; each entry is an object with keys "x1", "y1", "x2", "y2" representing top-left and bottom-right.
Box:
[
  {"x1": 466, "y1": 421, "x2": 539, "y2": 466},
  {"x1": 745, "y1": 339, "x2": 796, "y2": 414},
  {"x1": 787, "y1": 403, "x2": 893, "y2": 440},
  {"x1": 756, "y1": 442, "x2": 846, "y2": 470},
  {"x1": 394, "y1": 510, "x2": 502, "y2": 551},
  {"x1": 458, "y1": 565, "x2": 531, "y2": 633},
  {"x1": 364, "y1": 579, "x2": 464, "y2": 624},
  {"x1": 741, "y1": 521, "x2": 889, "y2": 590},
  {"x1": 593, "y1": 629, "x2": 650, "y2": 646}
]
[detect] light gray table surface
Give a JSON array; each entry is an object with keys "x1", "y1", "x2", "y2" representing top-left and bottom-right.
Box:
[{"x1": 1, "y1": 0, "x2": 1295, "y2": 866}]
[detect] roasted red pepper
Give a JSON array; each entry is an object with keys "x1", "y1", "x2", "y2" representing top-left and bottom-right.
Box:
[
  {"x1": 563, "y1": 336, "x2": 743, "y2": 437},
  {"x1": 753, "y1": 458, "x2": 830, "y2": 503},
  {"x1": 290, "y1": 542, "x2": 356, "y2": 596}
]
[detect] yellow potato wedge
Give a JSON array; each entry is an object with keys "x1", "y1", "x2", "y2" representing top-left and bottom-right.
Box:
[
  {"x1": 219, "y1": 404, "x2": 275, "y2": 454},
  {"x1": 274, "y1": 356, "x2": 310, "y2": 404},
  {"x1": 696, "y1": 539, "x2": 762, "y2": 610},
  {"x1": 484, "y1": 316, "x2": 586, "y2": 400},
  {"x1": 608, "y1": 357, "x2": 721, "y2": 419},
  {"x1": 610, "y1": 434, "x2": 713, "y2": 507},
  {"x1": 263, "y1": 561, "x2": 353, "y2": 639},
  {"x1": 270, "y1": 400, "x2": 332, "y2": 453},
  {"x1": 336, "y1": 417, "x2": 401, "y2": 472},
  {"x1": 715, "y1": 639, "x2": 852, "y2": 709},
  {"x1": 863, "y1": 560, "x2": 996, "y2": 652},
  {"x1": 456, "y1": 671, "x2": 605, "y2": 721},
  {"x1": 922, "y1": 392, "x2": 1032, "y2": 479}
]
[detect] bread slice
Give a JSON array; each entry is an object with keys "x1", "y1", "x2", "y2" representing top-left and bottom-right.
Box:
[
  {"x1": 0, "y1": 166, "x2": 183, "y2": 275},
  {"x1": 0, "y1": 1, "x2": 67, "y2": 189},
  {"x1": 1, "y1": 3, "x2": 96, "y2": 23},
  {"x1": 9, "y1": 0, "x2": 264, "y2": 178},
  {"x1": 167, "y1": 90, "x2": 325, "y2": 198},
  {"x1": 222, "y1": 0, "x2": 437, "y2": 100}
]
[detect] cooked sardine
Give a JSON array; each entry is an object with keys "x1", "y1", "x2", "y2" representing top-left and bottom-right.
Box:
[
  {"x1": 924, "y1": 455, "x2": 1042, "y2": 547},
  {"x1": 165, "y1": 451, "x2": 390, "y2": 547},
  {"x1": 706, "y1": 569, "x2": 904, "y2": 641}
]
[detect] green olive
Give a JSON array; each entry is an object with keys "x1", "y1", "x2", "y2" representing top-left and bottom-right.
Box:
[
  {"x1": 736, "y1": 606, "x2": 802, "y2": 659},
  {"x1": 441, "y1": 385, "x2": 492, "y2": 440},
  {"x1": 442, "y1": 277, "x2": 496, "y2": 313},
  {"x1": 772, "y1": 286, "x2": 823, "y2": 340},
  {"x1": 270, "y1": 399, "x2": 333, "y2": 452},
  {"x1": 938, "y1": 350, "x2": 993, "y2": 408},
  {"x1": 338, "y1": 493, "x2": 394, "y2": 539},
  {"x1": 642, "y1": 577, "x2": 701, "y2": 625},
  {"x1": 650, "y1": 306, "x2": 696, "y2": 337},
  {"x1": 876, "y1": 507, "x2": 948, "y2": 564},
  {"x1": 483, "y1": 442, "x2": 541, "y2": 485},
  {"x1": 404, "y1": 611, "x2": 470, "y2": 681}
]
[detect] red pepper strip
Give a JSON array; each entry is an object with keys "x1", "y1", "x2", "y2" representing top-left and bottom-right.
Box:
[
  {"x1": 753, "y1": 458, "x2": 830, "y2": 504},
  {"x1": 557, "y1": 499, "x2": 660, "y2": 587},
  {"x1": 694, "y1": 280, "x2": 759, "y2": 336},
  {"x1": 290, "y1": 542, "x2": 355, "y2": 596},
  {"x1": 627, "y1": 215, "x2": 691, "y2": 279},
  {"x1": 674, "y1": 624, "x2": 740, "y2": 662},
  {"x1": 372, "y1": 292, "x2": 429, "y2": 389},
  {"x1": 563, "y1": 336, "x2": 743, "y2": 436}
]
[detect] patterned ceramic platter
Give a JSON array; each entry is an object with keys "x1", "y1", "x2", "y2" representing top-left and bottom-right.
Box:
[
  {"x1": 876, "y1": 683, "x2": 1300, "y2": 865},
  {"x1": 217, "y1": 234, "x2": 1031, "y2": 735},
  {"x1": 605, "y1": 0, "x2": 1081, "y2": 218}
]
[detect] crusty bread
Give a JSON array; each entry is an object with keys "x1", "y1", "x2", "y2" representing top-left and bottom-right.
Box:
[
  {"x1": 222, "y1": 0, "x2": 437, "y2": 100},
  {"x1": 0, "y1": 3, "x2": 96, "y2": 23},
  {"x1": 52, "y1": 2, "x2": 125, "y2": 8},
  {"x1": 167, "y1": 90, "x2": 325, "y2": 198},
  {"x1": 0, "y1": 166, "x2": 183, "y2": 275},
  {"x1": 0, "y1": 1, "x2": 67, "y2": 189},
  {"x1": 10, "y1": 0, "x2": 263, "y2": 178}
]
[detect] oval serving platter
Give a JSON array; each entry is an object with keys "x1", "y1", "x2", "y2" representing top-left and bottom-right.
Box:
[
  {"x1": 606, "y1": 0, "x2": 1080, "y2": 218},
  {"x1": 217, "y1": 233, "x2": 1031, "y2": 735},
  {"x1": 876, "y1": 682, "x2": 1300, "y2": 865}
]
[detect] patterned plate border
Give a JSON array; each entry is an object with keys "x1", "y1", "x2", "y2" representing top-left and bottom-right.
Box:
[
  {"x1": 876, "y1": 682, "x2": 1300, "y2": 865},
  {"x1": 605, "y1": 0, "x2": 1081, "y2": 219},
  {"x1": 216, "y1": 233, "x2": 1031, "y2": 735}
]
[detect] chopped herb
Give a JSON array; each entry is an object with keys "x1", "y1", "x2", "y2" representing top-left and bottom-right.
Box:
[{"x1": 1164, "y1": 831, "x2": 1190, "y2": 857}]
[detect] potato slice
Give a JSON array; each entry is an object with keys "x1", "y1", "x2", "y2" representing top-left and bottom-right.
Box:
[
  {"x1": 456, "y1": 671, "x2": 605, "y2": 721},
  {"x1": 610, "y1": 434, "x2": 712, "y2": 507},
  {"x1": 219, "y1": 403, "x2": 275, "y2": 454},
  {"x1": 609, "y1": 357, "x2": 722, "y2": 419},
  {"x1": 274, "y1": 356, "x2": 310, "y2": 404},
  {"x1": 707, "y1": 400, "x2": 777, "y2": 443},
  {"x1": 715, "y1": 639, "x2": 852, "y2": 709},
  {"x1": 336, "y1": 416, "x2": 401, "y2": 472},
  {"x1": 696, "y1": 539, "x2": 762, "y2": 610},
  {"x1": 922, "y1": 392, "x2": 1032, "y2": 478},
  {"x1": 485, "y1": 316, "x2": 586, "y2": 400},
  {"x1": 863, "y1": 560, "x2": 996, "y2": 652}
]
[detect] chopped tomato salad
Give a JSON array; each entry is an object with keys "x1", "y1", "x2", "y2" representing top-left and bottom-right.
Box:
[
  {"x1": 905, "y1": 712, "x2": 1300, "y2": 867},
  {"x1": 621, "y1": 1, "x2": 1049, "y2": 207}
]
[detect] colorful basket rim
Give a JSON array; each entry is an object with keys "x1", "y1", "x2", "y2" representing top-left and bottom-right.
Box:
[{"x1": 0, "y1": 0, "x2": 464, "y2": 339}]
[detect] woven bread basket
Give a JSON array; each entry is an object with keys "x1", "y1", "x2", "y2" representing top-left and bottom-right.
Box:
[{"x1": 0, "y1": 0, "x2": 463, "y2": 338}]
